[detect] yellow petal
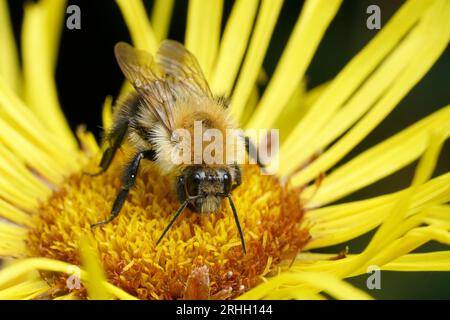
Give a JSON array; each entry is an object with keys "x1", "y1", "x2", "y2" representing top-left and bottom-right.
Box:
[
  {"x1": 278, "y1": 0, "x2": 436, "y2": 173},
  {"x1": 337, "y1": 131, "x2": 445, "y2": 277},
  {"x1": 412, "y1": 131, "x2": 448, "y2": 186},
  {"x1": 0, "y1": 278, "x2": 49, "y2": 300},
  {"x1": 0, "y1": 220, "x2": 27, "y2": 238},
  {"x1": 0, "y1": 78, "x2": 80, "y2": 171},
  {"x1": 272, "y1": 80, "x2": 312, "y2": 144},
  {"x1": 246, "y1": 0, "x2": 342, "y2": 130},
  {"x1": 22, "y1": 1, "x2": 76, "y2": 148},
  {"x1": 305, "y1": 172, "x2": 450, "y2": 249},
  {"x1": 151, "y1": 0, "x2": 174, "y2": 41},
  {"x1": 0, "y1": 238, "x2": 26, "y2": 258},
  {"x1": 211, "y1": 0, "x2": 259, "y2": 95},
  {"x1": 79, "y1": 236, "x2": 112, "y2": 300},
  {"x1": 0, "y1": 257, "x2": 138, "y2": 300},
  {"x1": 239, "y1": 84, "x2": 261, "y2": 126},
  {"x1": 0, "y1": 199, "x2": 33, "y2": 227},
  {"x1": 185, "y1": 0, "x2": 223, "y2": 78},
  {"x1": 359, "y1": 118, "x2": 446, "y2": 258},
  {"x1": 0, "y1": 144, "x2": 51, "y2": 200},
  {"x1": 230, "y1": 0, "x2": 283, "y2": 122},
  {"x1": 353, "y1": 226, "x2": 450, "y2": 275},
  {"x1": 302, "y1": 105, "x2": 450, "y2": 205},
  {"x1": 76, "y1": 126, "x2": 100, "y2": 156},
  {"x1": 0, "y1": 173, "x2": 40, "y2": 211},
  {"x1": 293, "y1": 247, "x2": 450, "y2": 274},
  {"x1": 239, "y1": 271, "x2": 372, "y2": 300},
  {"x1": 286, "y1": 21, "x2": 448, "y2": 175},
  {"x1": 274, "y1": 81, "x2": 330, "y2": 146},
  {"x1": 115, "y1": 0, "x2": 158, "y2": 53},
  {"x1": 423, "y1": 205, "x2": 450, "y2": 229},
  {"x1": 53, "y1": 292, "x2": 80, "y2": 300},
  {"x1": 288, "y1": 0, "x2": 450, "y2": 184},
  {"x1": 264, "y1": 287, "x2": 326, "y2": 300},
  {"x1": 102, "y1": 96, "x2": 113, "y2": 131},
  {"x1": 0, "y1": 116, "x2": 65, "y2": 185},
  {"x1": 383, "y1": 251, "x2": 450, "y2": 271},
  {"x1": 42, "y1": 0, "x2": 67, "y2": 69},
  {"x1": 0, "y1": 0, "x2": 20, "y2": 93}
]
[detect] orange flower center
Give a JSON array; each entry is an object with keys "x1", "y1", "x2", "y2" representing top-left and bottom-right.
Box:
[{"x1": 28, "y1": 153, "x2": 310, "y2": 299}]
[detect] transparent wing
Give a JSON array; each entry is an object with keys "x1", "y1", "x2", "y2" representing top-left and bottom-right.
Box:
[
  {"x1": 156, "y1": 40, "x2": 212, "y2": 97},
  {"x1": 114, "y1": 42, "x2": 175, "y2": 132}
]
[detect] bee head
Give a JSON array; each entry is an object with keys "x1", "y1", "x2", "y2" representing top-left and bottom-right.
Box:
[{"x1": 176, "y1": 166, "x2": 232, "y2": 213}]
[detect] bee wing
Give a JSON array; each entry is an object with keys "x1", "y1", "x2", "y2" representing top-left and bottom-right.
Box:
[
  {"x1": 114, "y1": 42, "x2": 175, "y2": 132},
  {"x1": 156, "y1": 40, "x2": 212, "y2": 97}
]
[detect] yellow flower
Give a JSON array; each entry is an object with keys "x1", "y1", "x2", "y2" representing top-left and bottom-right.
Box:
[{"x1": 0, "y1": 0, "x2": 449, "y2": 300}]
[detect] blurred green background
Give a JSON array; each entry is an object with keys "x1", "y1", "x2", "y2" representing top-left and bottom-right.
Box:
[{"x1": 7, "y1": 0, "x2": 449, "y2": 299}]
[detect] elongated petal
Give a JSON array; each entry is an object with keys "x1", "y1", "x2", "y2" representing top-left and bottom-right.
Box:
[
  {"x1": 80, "y1": 236, "x2": 112, "y2": 300},
  {"x1": 0, "y1": 144, "x2": 51, "y2": 200},
  {"x1": 185, "y1": 0, "x2": 223, "y2": 78},
  {"x1": 333, "y1": 133, "x2": 444, "y2": 277},
  {"x1": 115, "y1": 0, "x2": 158, "y2": 53},
  {"x1": 0, "y1": 116, "x2": 66, "y2": 184},
  {"x1": 302, "y1": 106, "x2": 450, "y2": 205},
  {"x1": 246, "y1": 0, "x2": 342, "y2": 130},
  {"x1": 0, "y1": 278, "x2": 49, "y2": 300},
  {"x1": 0, "y1": 240, "x2": 26, "y2": 258},
  {"x1": 22, "y1": 1, "x2": 76, "y2": 148},
  {"x1": 351, "y1": 226, "x2": 450, "y2": 276},
  {"x1": 288, "y1": 0, "x2": 450, "y2": 184},
  {"x1": 211, "y1": 0, "x2": 259, "y2": 95},
  {"x1": 43, "y1": 0, "x2": 67, "y2": 69},
  {"x1": 0, "y1": 0, "x2": 20, "y2": 93},
  {"x1": 292, "y1": 249, "x2": 450, "y2": 274},
  {"x1": 230, "y1": 0, "x2": 283, "y2": 122},
  {"x1": 151, "y1": 0, "x2": 174, "y2": 41},
  {"x1": 238, "y1": 271, "x2": 372, "y2": 300},
  {"x1": 279, "y1": 0, "x2": 436, "y2": 173},
  {"x1": 382, "y1": 252, "x2": 450, "y2": 271},
  {"x1": 102, "y1": 96, "x2": 113, "y2": 130},
  {"x1": 305, "y1": 172, "x2": 450, "y2": 249},
  {"x1": 273, "y1": 81, "x2": 326, "y2": 144},
  {"x1": 0, "y1": 199, "x2": 32, "y2": 227},
  {"x1": 0, "y1": 258, "x2": 138, "y2": 300}
]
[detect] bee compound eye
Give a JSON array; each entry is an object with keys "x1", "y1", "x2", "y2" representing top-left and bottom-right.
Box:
[
  {"x1": 186, "y1": 173, "x2": 202, "y2": 196},
  {"x1": 223, "y1": 173, "x2": 232, "y2": 192}
]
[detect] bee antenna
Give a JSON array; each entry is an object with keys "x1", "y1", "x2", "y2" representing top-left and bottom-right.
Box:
[
  {"x1": 156, "y1": 195, "x2": 204, "y2": 246},
  {"x1": 156, "y1": 200, "x2": 189, "y2": 245},
  {"x1": 225, "y1": 194, "x2": 247, "y2": 255}
]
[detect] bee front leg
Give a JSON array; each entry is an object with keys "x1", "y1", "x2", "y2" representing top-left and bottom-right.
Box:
[
  {"x1": 84, "y1": 119, "x2": 129, "y2": 177},
  {"x1": 91, "y1": 149, "x2": 156, "y2": 228}
]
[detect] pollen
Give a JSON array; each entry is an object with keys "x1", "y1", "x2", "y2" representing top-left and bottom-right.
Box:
[{"x1": 27, "y1": 153, "x2": 310, "y2": 300}]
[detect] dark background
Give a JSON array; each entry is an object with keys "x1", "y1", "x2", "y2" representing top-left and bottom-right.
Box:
[{"x1": 6, "y1": 0, "x2": 449, "y2": 299}]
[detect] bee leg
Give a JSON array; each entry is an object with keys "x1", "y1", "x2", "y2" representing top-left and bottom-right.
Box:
[
  {"x1": 84, "y1": 120, "x2": 129, "y2": 177},
  {"x1": 244, "y1": 136, "x2": 266, "y2": 169},
  {"x1": 91, "y1": 149, "x2": 156, "y2": 228}
]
